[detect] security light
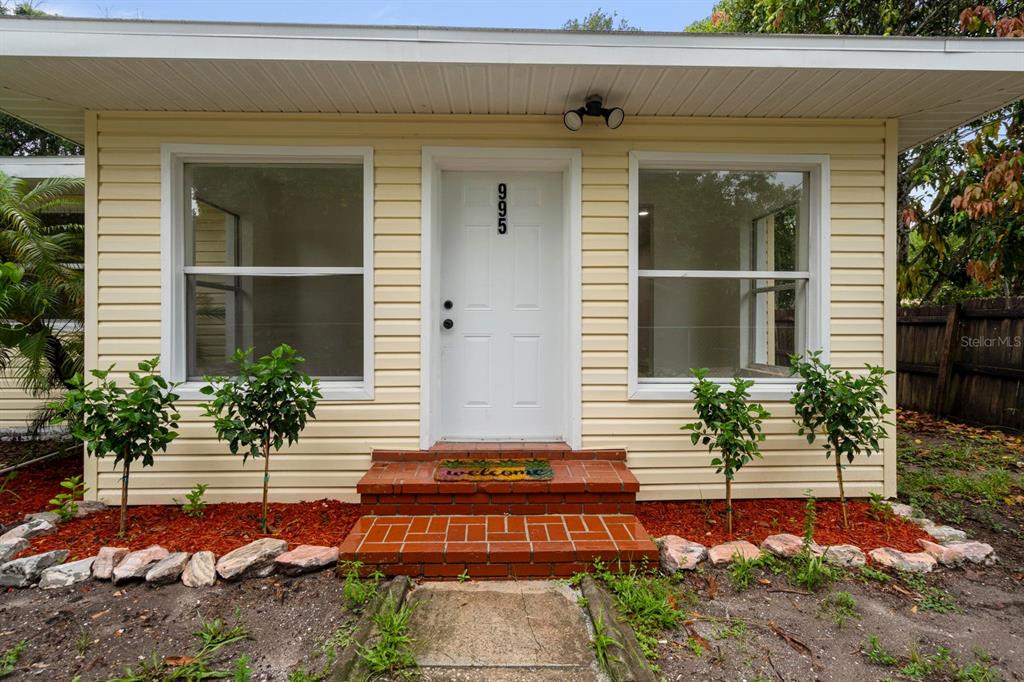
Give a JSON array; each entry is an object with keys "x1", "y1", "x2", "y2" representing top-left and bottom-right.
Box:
[{"x1": 563, "y1": 95, "x2": 625, "y2": 131}]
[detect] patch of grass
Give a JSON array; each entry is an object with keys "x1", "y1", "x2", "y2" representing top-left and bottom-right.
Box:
[
  {"x1": 357, "y1": 597, "x2": 417, "y2": 675},
  {"x1": 456, "y1": 568, "x2": 470, "y2": 583},
  {"x1": 900, "y1": 645, "x2": 953, "y2": 680},
  {"x1": 0, "y1": 472, "x2": 21, "y2": 501},
  {"x1": 863, "y1": 635, "x2": 898, "y2": 666},
  {"x1": 818, "y1": 591, "x2": 860, "y2": 628},
  {"x1": 195, "y1": 614, "x2": 251, "y2": 656},
  {"x1": 0, "y1": 641, "x2": 26, "y2": 678},
  {"x1": 712, "y1": 618, "x2": 748, "y2": 640},
  {"x1": 590, "y1": 561, "x2": 685, "y2": 660},
  {"x1": 591, "y1": 609, "x2": 623, "y2": 674},
  {"x1": 899, "y1": 572, "x2": 959, "y2": 614},
  {"x1": 788, "y1": 551, "x2": 842, "y2": 591},
  {"x1": 859, "y1": 565, "x2": 891, "y2": 583},
  {"x1": 75, "y1": 627, "x2": 92, "y2": 656},
  {"x1": 233, "y1": 656, "x2": 253, "y2": 682},
  {"x1": 339, "y1": 561, "x2": 384, "y2": 610},
  {"x1": 686, "y1": 637, "x2": 705, "y2": 657},
  {"x1": 727, "y1": 552, "x2": 762, "y2": 591},
  {"x1": 956, "y1": 660, "x2": 1003, "y2": 682}
]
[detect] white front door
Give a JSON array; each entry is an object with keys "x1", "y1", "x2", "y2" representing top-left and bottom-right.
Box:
[{"x1": 439, "y1": 171, "x2": 565, "y2": 440}]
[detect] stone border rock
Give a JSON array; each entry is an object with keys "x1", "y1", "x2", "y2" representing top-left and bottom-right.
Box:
[
  {"x1": 328, "y1": 576, "x2": 413, "y2": 682},
  {"x1": 0, "y1": 498, "x2": 344, "y2": 590},
  {"x1": 579, "y1": 575, "x2": 657, "y2": 682},
  {"x1": 655, "y1": 499, "x2": 997, "y2": 577}
]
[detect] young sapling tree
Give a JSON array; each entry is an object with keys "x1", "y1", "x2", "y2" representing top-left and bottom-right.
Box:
[
  {"x1": 789, "y1": 351, "x2": 893, "y2": 528},
  {"x1": 51, "y1": 357, "x2": 180, "y2": 536},
  {"x1": 683, "y1": 369, "x2": 771, "y2": 535},
  {"x1": 200, "y1": 344, "x2": 320, "y2": 533}
]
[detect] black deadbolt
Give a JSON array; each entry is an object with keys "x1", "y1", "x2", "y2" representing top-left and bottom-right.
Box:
[
  {"x1": 442, "y1": 319, "x2": 454, "y2": 330},
  {"x1": 443, "y1": 300, "x2": 453, "y2": 310}
]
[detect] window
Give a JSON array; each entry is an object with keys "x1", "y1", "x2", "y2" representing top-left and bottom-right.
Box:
[
  {"x1": 628, "y1": 152, "x2": 829, "y2": 400},
  {"x1": 162, "y1": 146, "x2": 374, "y2": 400}
]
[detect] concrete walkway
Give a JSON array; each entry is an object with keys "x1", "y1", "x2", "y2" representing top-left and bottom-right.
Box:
[{"x1": 403, "y1": 580, "x2": 608, "y2": 681}]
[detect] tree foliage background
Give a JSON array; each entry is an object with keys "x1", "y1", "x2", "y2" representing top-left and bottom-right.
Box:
[{"x1": 688, "y1": 1, "x2": 1024, "y2": 303}]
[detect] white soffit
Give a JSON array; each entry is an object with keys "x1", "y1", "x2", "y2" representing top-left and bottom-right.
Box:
[{"x1": 0, "y1": 16, "x2": 1022, "y2": 149}]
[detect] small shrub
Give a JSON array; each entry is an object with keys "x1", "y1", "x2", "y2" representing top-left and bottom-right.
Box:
[
  {"x1": 49, "y1": 474, "x2": 87, "y2": 521},
  {"x1": 180, "y1": 483, "x2": 209, "y2": 518},
  {"x1": 864, "y1": 635, "x2": 898, "y2": 666},
  {"x1": 201, "y1": 345, "x2": 320, "y2": 532},
  {"x1": 867, "y1": 492, "x2": 895, "y2": 522},
  {"x1": 789, "y1": 552, "x2": 841, "y2": 591},
  {"x1": 51, "y1": 357, "x2": 180, "y2": 537},
  {"x1": 790, "y1": 351, "x2": 892, "y2": 528},
  {"x1": 683, "y1": 369, "x2": 771, "y2": 534}
]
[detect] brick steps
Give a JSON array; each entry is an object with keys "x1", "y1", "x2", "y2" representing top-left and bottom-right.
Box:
[
  {"x1": 339, "y1": 514, "x2": 659, "y2": 579},
  {"x1": 358, "y1": 459, "x2": 639, "y2": 516},
  {"x1": 343, "y1": 443, "x2": 658, "y2": 579}
]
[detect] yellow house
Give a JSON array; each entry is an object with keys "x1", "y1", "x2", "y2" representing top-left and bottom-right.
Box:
[{"x1": 2, "y1": 17, "x2": 1022, "y2": 508}]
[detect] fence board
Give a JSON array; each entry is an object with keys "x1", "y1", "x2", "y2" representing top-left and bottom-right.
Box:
[{"x1": 897, "y1": 297, "x2": 1024, "y2": 429}]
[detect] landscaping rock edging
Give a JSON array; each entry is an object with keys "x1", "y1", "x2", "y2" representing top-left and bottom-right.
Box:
[{"x1": 654, "y1": 499, "x2": 995, "y2": 577}]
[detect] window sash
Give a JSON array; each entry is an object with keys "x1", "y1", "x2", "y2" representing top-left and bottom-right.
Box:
[
  {"x1": 161, "y1": 144, "x2": 375, "y2": 401},
  {"x1": 627, "y1": 151, "x2": 829, "y2": 401}
]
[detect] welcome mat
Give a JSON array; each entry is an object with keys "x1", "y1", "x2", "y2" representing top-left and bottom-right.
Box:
[{"x1": 434, "y1": 459, "x2": 554, "y2": 482}]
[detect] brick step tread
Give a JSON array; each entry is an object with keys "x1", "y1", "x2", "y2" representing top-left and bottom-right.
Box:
[
  {"x1": 360, "y1": 495, "x2": 636, "y2": 516},
  {"x1": 372, "y1": 445, "x2": 626, "y2": 462},
  {"x1": 358, "y1": 459, "x2": 639, "y2": 496},
  {"x1": 361, "y1": 561, "x2": 650, "y2": 579},
  {"x1": 339, "y1": 514, "x2": 659, "y2": 571}
]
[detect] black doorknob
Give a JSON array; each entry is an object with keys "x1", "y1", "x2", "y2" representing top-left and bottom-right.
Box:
[
  {"x1": 443, "y1": 300, "x2": 453, "y2": 310},
  {"x1": 442, "y1": 319, "x2": 454, "y2": 330}
]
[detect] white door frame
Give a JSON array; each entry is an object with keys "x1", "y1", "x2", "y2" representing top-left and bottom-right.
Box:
[{"x1": 420, "y1": 146, "x2": 582, "y2": 449}]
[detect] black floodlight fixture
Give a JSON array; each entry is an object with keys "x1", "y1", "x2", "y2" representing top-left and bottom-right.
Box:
[{"x1": 563, "y1": 95, "x2": 625, "y2": 131}]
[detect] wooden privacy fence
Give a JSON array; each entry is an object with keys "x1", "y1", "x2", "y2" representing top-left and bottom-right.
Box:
[{"x1": 897, "y1": 297, "x2": 1024, "y2": 430}]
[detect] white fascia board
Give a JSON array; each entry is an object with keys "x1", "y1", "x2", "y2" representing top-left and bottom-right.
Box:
[{"x1": 1, "y1": 17, "x2": 1022, "y2": 73}]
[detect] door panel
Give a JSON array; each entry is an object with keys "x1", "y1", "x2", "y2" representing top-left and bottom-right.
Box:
[{"x1": 439, "y1": 171, "x2": 565, "y2": 440}]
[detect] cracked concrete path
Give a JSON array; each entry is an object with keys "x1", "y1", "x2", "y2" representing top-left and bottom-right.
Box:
[{"x1": 402, "y1": 580, "x2": 608, "y2": 681}]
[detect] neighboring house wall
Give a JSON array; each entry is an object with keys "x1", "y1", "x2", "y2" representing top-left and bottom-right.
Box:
[
  {"x1": 85, "y1": 112, "x2": 896, "y2": 504},
  {"x1": 1, "y1": 156, "x2": 84, "y2": 435}
]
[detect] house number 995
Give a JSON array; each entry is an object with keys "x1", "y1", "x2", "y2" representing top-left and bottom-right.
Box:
[{"x1": 497, "y1": 182, "x2": 508, "y2": 234}]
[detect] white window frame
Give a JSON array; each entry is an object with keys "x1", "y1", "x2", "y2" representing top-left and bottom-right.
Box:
[
  {"x1": 160, "y1": 144, "x2": 375, "y2": 401},
  {"x1": 627, "y1": 151, "x2": 830, "y2": 402}
]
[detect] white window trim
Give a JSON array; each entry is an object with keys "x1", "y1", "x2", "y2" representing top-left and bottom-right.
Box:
[
  {"x1": 627, "y1": 151, "x2": 831, "y2": 402},
  {"x1": 160, "y1": 143, "x2": 375, "y2": 401}
]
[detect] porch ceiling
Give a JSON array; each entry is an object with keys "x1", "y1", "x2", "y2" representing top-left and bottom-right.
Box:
[{"x1": 1, "y1": 17, "x2": 1022, "y2": 150}]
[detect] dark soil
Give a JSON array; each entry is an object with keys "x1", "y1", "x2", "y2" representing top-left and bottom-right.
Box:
[
  {"x1": 655, "y1": 562, "x2": 1024, "y2": 681},
  {"x1": 0, "y1": 572, "x2": 357, "y2": 681}
]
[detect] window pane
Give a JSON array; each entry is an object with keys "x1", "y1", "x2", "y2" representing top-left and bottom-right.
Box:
[
  {"x1": 638, "y1": 169, "x2": 808, "y2": 271},
  {"x1": 186, "y1": 164, "x2": 363, "y2": 268},
  {"x1": 186, "y1": 274, "x2": 363, "y2": 380},
  {"x1": 638, "y1": 277, "x2": 805, "y2": 379}
]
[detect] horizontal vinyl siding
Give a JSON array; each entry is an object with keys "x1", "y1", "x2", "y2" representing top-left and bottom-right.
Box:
[{"x1": 89, "y1": 112, "x2": 893, "y2": 504}]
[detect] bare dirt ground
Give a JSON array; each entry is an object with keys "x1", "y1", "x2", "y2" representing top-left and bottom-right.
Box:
[{"x1": 0, "y1": 572, "x2": 356, "y2": 681}]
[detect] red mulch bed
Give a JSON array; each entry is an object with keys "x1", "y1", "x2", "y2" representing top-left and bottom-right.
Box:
[
  {"x1": 636, "y1": 499, "x2": 929, "y2": 552},
  {"x1": 0, "y1": 450, "x2": 82, "y2": 527},
  {"x1": 28, "y1": 500, "x2": 364, "y2": 561}
]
